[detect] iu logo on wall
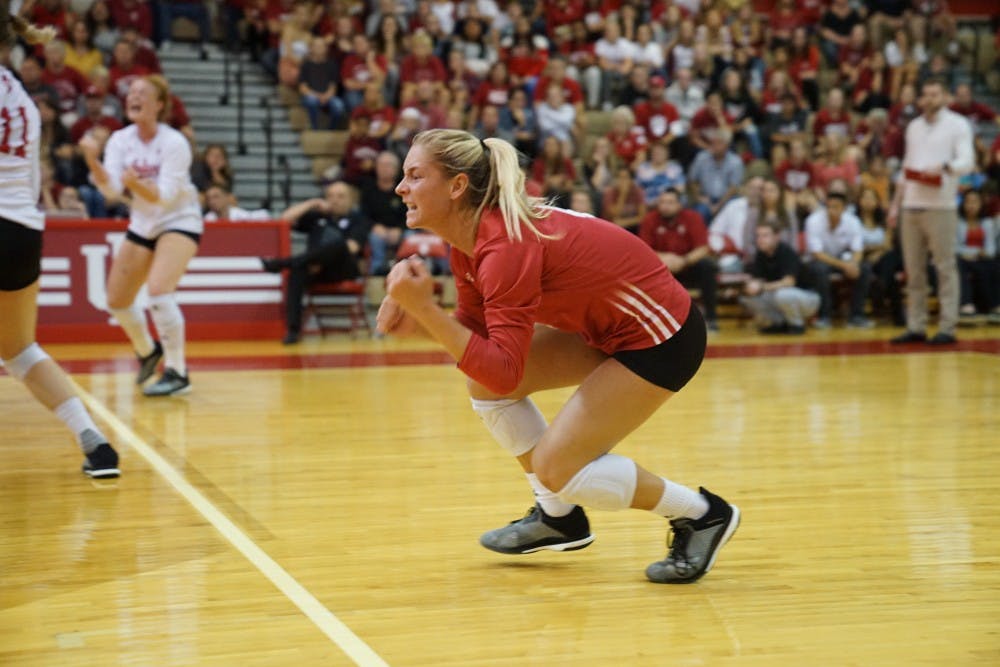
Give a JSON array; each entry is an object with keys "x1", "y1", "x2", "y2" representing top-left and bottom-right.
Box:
[{"x1": 38, "y1": 220, "x2": 289, "y2": 342}]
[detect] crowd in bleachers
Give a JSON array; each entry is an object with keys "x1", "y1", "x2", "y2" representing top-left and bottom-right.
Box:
[{"x1": 4, "y1": 0, "x2": 1000, "y2": 329}]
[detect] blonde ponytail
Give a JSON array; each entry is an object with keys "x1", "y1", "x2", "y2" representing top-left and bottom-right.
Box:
[{"x1": 412, "y1": 130, "x2": 552, "y2": 243}]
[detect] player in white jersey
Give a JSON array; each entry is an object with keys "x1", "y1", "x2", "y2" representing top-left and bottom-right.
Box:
[
  {"x1": 0, "y1": 9, "x2": 119, "y2": 478},
  {"x1": 80, "y1": 75, "x2": 202, "y2": 396}
]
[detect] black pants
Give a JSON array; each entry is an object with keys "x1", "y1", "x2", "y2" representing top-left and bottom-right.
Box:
[
  {"x1": 958, "y1": 257, "x2": 999, "y2": 311},
  {"x1": 284, "y1": 240, "x2": 359, "y2": 334},
  {"x1": 807, "y1": 260, "x2": 873, "y2": 320},
  {"x1": 870, "y1": 250, "x2": 904, "y2": 324},
  {"x1": 676, "y1": 258, "x2": 718, "y2": 321}
]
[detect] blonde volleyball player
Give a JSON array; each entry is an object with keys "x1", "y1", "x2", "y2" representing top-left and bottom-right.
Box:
[
  {"x1": 80, "y1": 75, "x2": 202, "y2": 396},
  {"x1": 378, "y1": 130, "x2": 740, "y2": 583},
  {"x1": 0, "y1": 9, "x2": 119, "y2": 477}
]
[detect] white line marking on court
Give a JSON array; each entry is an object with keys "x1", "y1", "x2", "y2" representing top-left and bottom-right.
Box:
[{"x1": 73, "y1": 381, "x2": 389, "y2": 667}]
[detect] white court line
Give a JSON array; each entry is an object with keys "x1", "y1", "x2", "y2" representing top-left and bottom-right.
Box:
[{"x1": 72, "y1": 381, "x2": 389, "y2": 667}]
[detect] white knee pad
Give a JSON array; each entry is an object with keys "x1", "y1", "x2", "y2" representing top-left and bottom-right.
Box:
[
  {"x1": 470, "y1": 397, "x2": 547, "y2": 456},
  {"x1": 1, "y1": 342, "x2": 50, "y2": 381},
  {"x1": 557, "y1": 454, "x2": 638, "y2": 511},
  {"x1": 148, "y1": 293, "x2": 184, "y2": 331}
]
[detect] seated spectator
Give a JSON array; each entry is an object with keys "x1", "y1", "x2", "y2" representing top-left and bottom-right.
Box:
[
  {"x1": 601, "y1": 165, "x2": 646, "y2": 234},
  {"x1": 340, "y1": 34, "x2": 388, "y2": 112},
  {"x1": 359, "y1": 151, "x2": 407, "y2": 276},
  {"x1": 77, "y1": 66, "x2": 123, "y2": 121},
  {"x1": 593, "y1": 17, "x2": 636, "y2": 109},
  {"x1": 859, "y1": 153, "x2": 892, "y2": 209},
  {"x1": 853, "y1": 51, "x2": 893, "y2": 113},
  {"x1": 812, "y1": 133, "x2": 860, "y2": 200},
  {"x1": 803, "y1": 191, "x2": 874, "y2": 328},
  {"x1": 203, "y1": 185, "x2": 271, "y2": 221},
  {"x1": 605, "y1": 105, "x2": 648, "y2": 168},
  {"x1": 889, "y1": 81, "x2": 920, "y2": 130},
  {"x1": 719, "y1": 68, "x2": 764, "y2": 158},
  {"x1": 351, "y1": 83, "x2": 397, "y2": 144},
  {"x1": 120, "y1": 25, "x2": 162, "y2": 73},
  {"x1": 739, "y1": 222, "x2": 820, "y2": 334},
  {"x1": 581, "y1": 135, "x2": 617, "y2": 198},
  {"x1": 687, "y1": 129, "x2": 744, "y2": 222},
  {"x1": 473, "y1": 104, "x2": 513, "y2": 144},
  {"x1": 444, "y1": 50, "x2": 481, "y2": 114},
  {"x1": 667, "y1": 19, "x2": 697, "y2": 78},
  {"x1": 633, "y1": 23, "x2": 665, "y2": 74},
  {"x1": 109, "y1": 0, "x2": 152, "y2": 44},
  {"x1": 638, "y1": 188, "x2": 719, "y2": 330},
  {"x1": 664, "y1": 67, "x2": 705, "y2": 131},
  {"x1": 856, "y1": 186, "x2": 904, "y2": 324},
  {"x1": 402, "y1": 80, "x2": 449, "y2": 131},
  {"x1": 759, "y1": 178, "x2": 801, "y2": 250},
  {"x1": 618, "y1": 64, "x2": 654, "y2": 108},
  {"x1": 470, "y1": 60, "x2": 513, "y2": 131},
  {"x1": 855, "y1": 108, "x2": 900, "y2": 167},
  {"x1": 775, "y1": 138, "x2": 819, "y2": 215},
  {"x1": 191, "y1": 143, "x2": 234, "y2": 194},
  {"x1": 768, "y1": 0, "x2": 803, "y2": 47},
  {"x1": 339, "y1": 115, "x2": 383, "y2": 186},
  {"x1": 695, "y1": 8, "x2": 733, "y2": 62},
  {"x1": 108, "y1": 38, "x2": 152, "y2": 101},
  {"x1": 531, "y1": 136, "x2": 576, "y2": 209},
  {"x1": 370, "y1": 12, "x2": 405, "y2": 97},
  {"x1": 951, "y1": 80, "x2": 998, "y2": 123},
  {"x1": 157, "y1": 0, "x2": 212, "y2": 56},
  {"x1": 763, "y1": 92, "x2": 809, "y2": 158},
  {"x1": 500, "y1": 88, "x2": 538, "y2": 158},
  {"x1": 535, "y1": 82, "x2": 577, "y2": 156},
  {"x1": 689, "y1": 91, "x2": 733, "y2": 155},
  {"x1": 298, "y1": 37, "x2": 346, "y2": 131},
  {"x1": 41, "y1": 40, "x2": 89, "y2": 125},
  {"x1": 635, "y1": 142, "x2": 686, "y2": 206},
  {"x1": 837, "y1": 24, "x2": 871, "y2": 92},
  {"x1": 819, "y1": 0, "x2": 863, "y2": 66},
  {"x1": 49, "y1": 186, "x2": 90, "y2": 219},
  {"x1": 450, "y1": 17, "x2": 495, "y2": 78},
  {"x1": 36, "y1": 97, "x2": 76, "y2": 187},
  {"x1": 260, "y1": 182, "x2": 370, "y2": 345},
  {"x1": 956, "y1": 190, "x2": 999, "y2": 324},
  {"x1": 87, "y1": 1, "x2": 121, "y2": 56},
  {"x1": 64, "y1": 20, "x2": 103, "y2": 80},
  {"x1": 70, "y1": 86, "x2": 123, "y2": 144},
  {"x1": 29, "y1": 0, "x2": 70, "y2": 39},
  {"x1": 708, "y1": 177, "x2": 764, "y2": 273},
  {"x1": 784, "y1": 27, "x2": 820, "y2": 111},
  {"x1": 813, "y1": 88, "x2": 854, "y2": 143},
  {"x1": 884, "y1": 27, "x2": 925, "y2": 91},
  {"x1": 399, "y1": 30, "x2": 448, "y2": 107},
  {"x1": 634, "y1": 76, "x2": 681, "y2": 149}
]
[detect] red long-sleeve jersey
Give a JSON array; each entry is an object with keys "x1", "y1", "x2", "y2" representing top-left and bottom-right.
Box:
[{"x1": 451, "y1": 207, "x2": 692, "y2": 395}]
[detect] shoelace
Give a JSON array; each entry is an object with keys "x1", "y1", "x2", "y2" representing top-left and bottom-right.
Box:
[
  {"x1": 509, "y1": 506, "x2": 540, "y2": 525},
  {"x1": 666, "y1": 518, "x2": 694, "y2": 565}
]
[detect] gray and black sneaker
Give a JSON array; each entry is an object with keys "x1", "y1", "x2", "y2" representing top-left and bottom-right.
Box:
[
  {"x1": 136, "y1": 341, "x2": 163, "y2": 385},
  {"x1": 82, "y1": 443, "x2": 120, "y2": 479},
  {"x1": 143, "y1": 368, "x2": 191, "y2": 397},
  {"x1": 480, "y1": 504, "x2": 594, "y2": 554},
  {"x1": 645, "y1": 487, "x2": 740, "y2": 584}
]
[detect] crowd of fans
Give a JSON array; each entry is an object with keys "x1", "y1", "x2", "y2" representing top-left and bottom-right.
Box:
[{"x1": 5, "y1": 0, "x2": 1000, "y2": 329}]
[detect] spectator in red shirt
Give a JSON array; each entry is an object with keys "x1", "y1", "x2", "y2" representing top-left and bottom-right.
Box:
[
  {"x1": 775, "y1": 138, "x2": 819, "y2": 215},
  {"x1": 787, "y1": 26, "x2": 820, "y2": 110},
  {"x1": 852, "y1": 51, "x2": 893, "y2": 113},
  {"x1": 689, "y1": 91, "x2": 733, "y2": 153},
  {"x1": 399, "y1": 30, "x2": 447, "y2": 106},
  {"x1": 41, "y1": 40, "x2": 89, "y2": 119},
  {"x1": 531, "y1": 135, "x2": 576, "y2": 209},
  {"x1": 601, "y1": 165, "x2": 646, "y2": 234},
  {"x1": 639, "y1": 188, "x2": 718, "y2": 329},
  {"x1": 634, "y1": 76, "x2": 680, "y2": 148},
  {"x1": 469, "y1": 61, "x2": 513, "y2": 130},
  {"x1": 812, "y1": 88, "x2": 853, "y2": 142},
  {"x1": 28, "y1": 0, "x2": 69, "y2": 40},
  {"x1": 837, "y1": 24, "x2": 870, "y2": 90},
  {"x1": 108, "y1": 39, "x2": 152, "y2": 101},
  {"x1": 109, "y1": 0, "x2": 154, "y2": 42},
  {"x1": 401, "y1": 80, "x2": 449, "y2": 131},
  {"x1": 888, "y1": 82, "x2": 919, "y2": 129},
  {"x1": 70, "y1": 86, "x2": 124, "y2": 143},
  {"x1": 156, "y1": 0, "x2": 212, "y2": 55},
  {"x1": 606, "y1": 105, "x2": 649, "y2": 167},
  {"x1": 350, "y1": 83, "x2": 397, "y2": 143},
  {"x1": 768, "y1": 0, "x2": 802, "y2": 47},
  {"x1": 340, "y1": 33, "x2": 388, "y2": 111},
  {"x1": 949, "y1": 83, "x2": 999, "y2": 125},
  {"x1": 120, "y1": 26, "x2": 163, "y2": 73},
  {"x1": 339, "y1": 115, "x2": 383, "y2": 185}
]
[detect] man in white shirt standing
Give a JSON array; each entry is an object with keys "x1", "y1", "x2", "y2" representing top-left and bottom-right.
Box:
[{"x1": 889, "y1": 77, "x2": 975, "y2": 345}]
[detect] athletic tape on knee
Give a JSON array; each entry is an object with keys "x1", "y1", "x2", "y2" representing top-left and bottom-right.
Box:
[
  {"x1": 1, "y1": 342, "x2": 50, "y2": 381},
  {"x1": 470, "y1": 397, "x2": 547, "y2": 457},
  {"x1": 557, "y1": 454, "x2": 638, "y2": 511}
]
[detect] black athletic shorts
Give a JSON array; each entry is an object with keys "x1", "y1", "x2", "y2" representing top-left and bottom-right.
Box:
[
  {"x1": 126, "y1": 228, "x2": 202, "y2": 250},
  {"x1": 612, "y1": 305, "x2": 707, "y2": 392},
  {"x1": 0, "y1": 217, "x2": 43, "y2": 291}
]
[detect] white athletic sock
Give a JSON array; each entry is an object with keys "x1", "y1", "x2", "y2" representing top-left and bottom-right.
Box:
[
  {"x1": 110, "y1": 304, "x2": 154, "y2": 357},
  {"x1": 148, "y1": 294, "x2": 186, "y2": 376},
  {"x1": 54, "y1": 397, "x2": 107, "y2": 453},
  {"x1": 527, "y1": 472, "x2": 575, "y2": 518},
  {"x1": 651, "y1": 478, "x2": 709, "y2": 520}
]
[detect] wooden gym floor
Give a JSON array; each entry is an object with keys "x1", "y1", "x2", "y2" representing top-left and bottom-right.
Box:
[{"x1": 2, "y1": 324, "x2": 999, "y2": 666}]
